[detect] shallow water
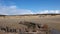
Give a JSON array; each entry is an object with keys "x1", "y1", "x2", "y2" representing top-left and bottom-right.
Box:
[{"x1": 50, "y1": 29, "x2": 60, "y2": 34}]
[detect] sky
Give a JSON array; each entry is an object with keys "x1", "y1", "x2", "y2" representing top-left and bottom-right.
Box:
[{"x1": 0, "y1": 0, "x2": 60, "y2": 15}]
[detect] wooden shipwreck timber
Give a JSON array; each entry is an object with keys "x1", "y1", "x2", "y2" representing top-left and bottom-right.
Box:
[{"x1": 0, "y1": 21, "x2": 50, "y2": 34}]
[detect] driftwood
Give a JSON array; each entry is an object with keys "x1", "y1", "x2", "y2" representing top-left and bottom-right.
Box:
[
  {"x1": 0, "y1": 26, "x2": 17, "y2": 33},
  {"x1": 19, "y1": 21, "x2": 49, "y2": 32},
  {"x1": 0, "y1": 21, "x2": 49, "y2": 34}
]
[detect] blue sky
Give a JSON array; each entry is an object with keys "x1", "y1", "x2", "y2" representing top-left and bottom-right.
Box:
[{"x1": 0, "y1": 0, "x2": 60, "y2": 15}]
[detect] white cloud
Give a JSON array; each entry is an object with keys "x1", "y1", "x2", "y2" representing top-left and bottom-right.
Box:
[
  {"x1": 0, "y1": 2, "x2": 60, "y2": 15},
  {"x1": 0, "y1": 5, "x2": 60, "y2": 15},
  {"x1": 37, "y1": 10, "x2": 60, "y2": 14},
  {"x1": 0, "y1": 0, "x2": 34, "y2": 15},
  {"x1": 0, "y1": 5, "x2": 33, "y2": 15},
  {"x1": 0, "y1": 0, "x2": 60, "y2": 15}
]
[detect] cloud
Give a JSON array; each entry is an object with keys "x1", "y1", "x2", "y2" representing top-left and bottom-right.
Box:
[
  {"x1": 0, "y1": 0, "x2": 15, "y2": 6},
  {"x1": 0, "y1": 5, "x2": 33, "y2": 15},
  {"x1": 0, "y1": 1, "x2": 60, "y2": 15},
  {"x1": 0, "y1": 0, "x2": 60, "y2": 15},
  {"x1": 0, "y1": 5, "x2": 60, "y2": 15},
  {"x1": 0, "y1": 0, "x2": 34, "y2": 15},
  {"x1": 37, "y1": 10, "x2": 60, "y2": 14}
]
